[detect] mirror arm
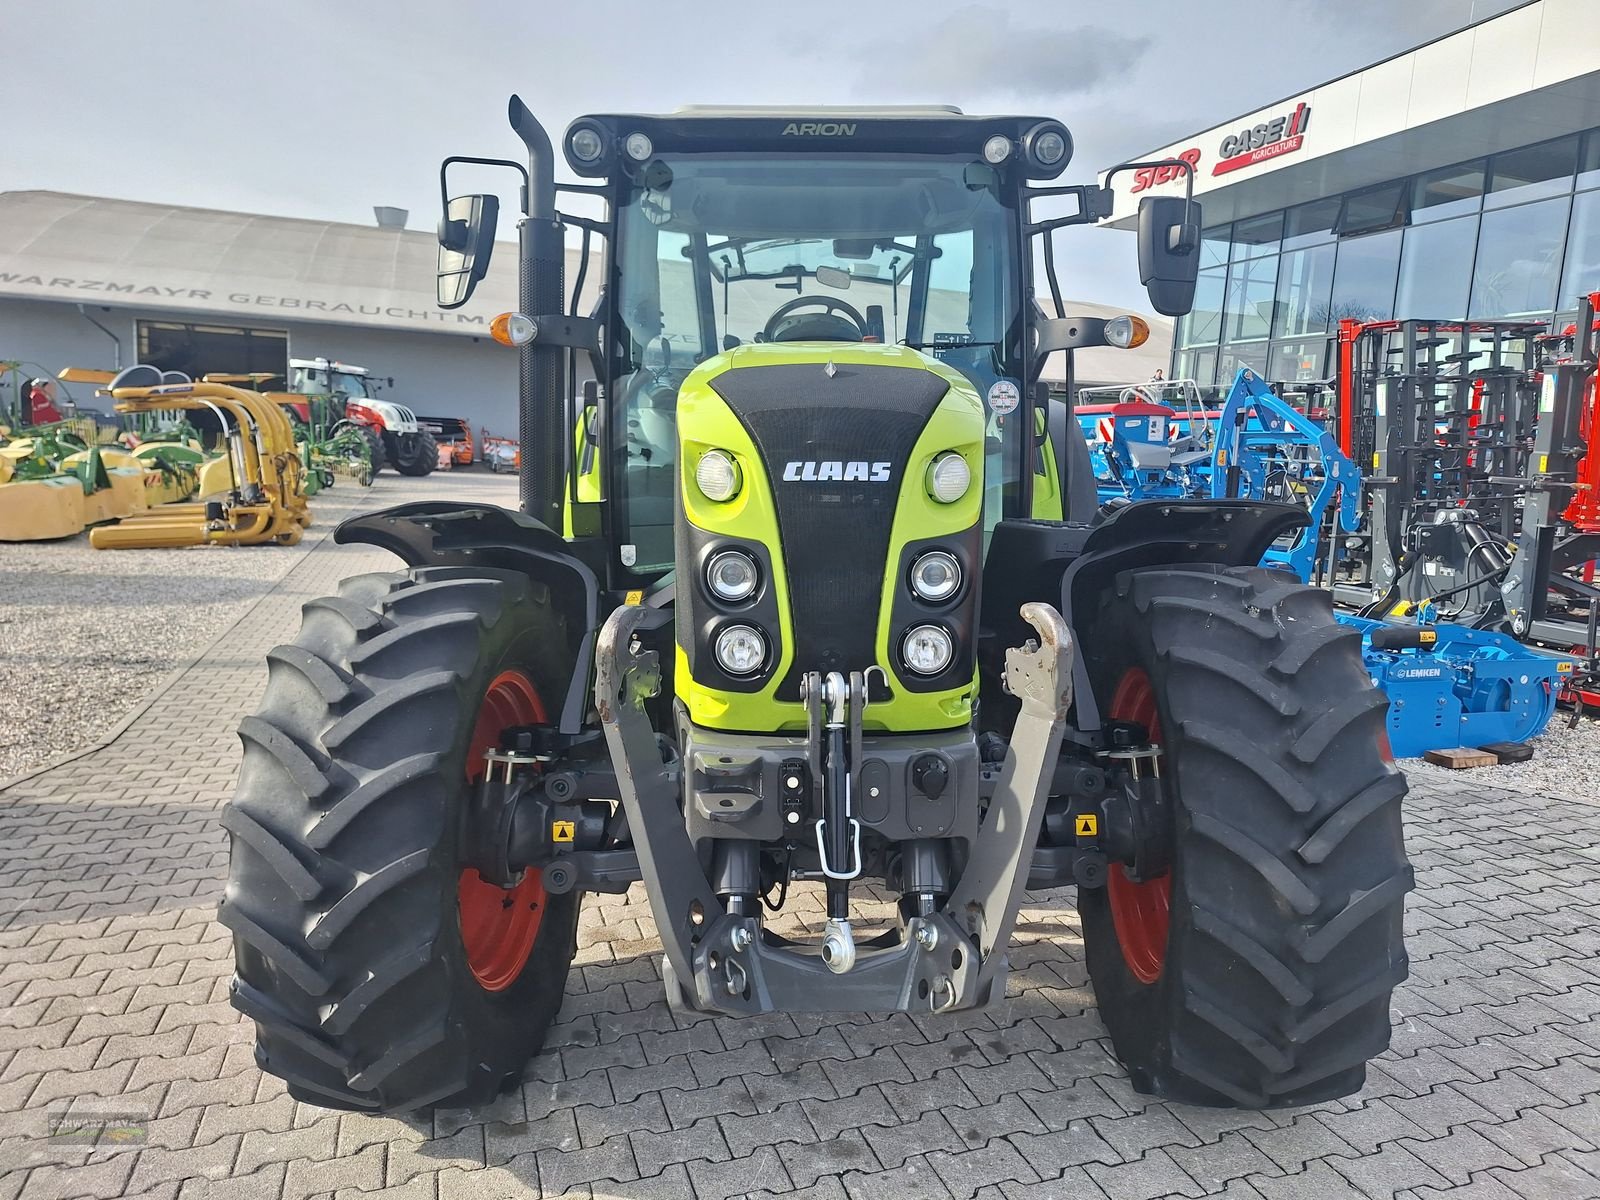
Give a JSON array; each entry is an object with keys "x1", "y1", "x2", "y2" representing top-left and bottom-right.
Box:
[
  {"x1": 440, "y1": 156, "x2": 530, "y2": 220},
  {"x1": 557, "y1": 181, "x2": 610, "y2": 197},
  {"x1": 1101, "y1": 158, "x2": 1199, "y2": 243},
  {"x1": 1023, "y1": 183, "x2": 1116, "y2": 237},
  {"x1": 1027, "y1": 212, "x2": 1094, "y2": 237},
  {"x1": 1028, "y1": 317, "x2": 1111, "y2": 384}
]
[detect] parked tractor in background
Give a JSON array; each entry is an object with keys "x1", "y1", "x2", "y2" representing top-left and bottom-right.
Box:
[
  {"x1": 288, "y1": 358, "x2": 437, "y2": 477},
  {"x1": 220, "y1": 100, "x2": 1411, "y2": 1116}
]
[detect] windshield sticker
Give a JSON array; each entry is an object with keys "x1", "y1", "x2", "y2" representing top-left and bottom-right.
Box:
[{"x1": 987, "y1": 379, "x2": 1020, "y2": 416}]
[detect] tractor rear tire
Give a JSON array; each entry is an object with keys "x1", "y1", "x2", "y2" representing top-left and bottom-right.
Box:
[
  {"x1": 221, "y1": 566, "x2": 580, "y2": 1112},
  {"x1": 394, "y1": 432, "x2": 439, "y2": 477},
  {"x1": 1078, "y1": 565, "x2": 1412, "y2": 1108}
]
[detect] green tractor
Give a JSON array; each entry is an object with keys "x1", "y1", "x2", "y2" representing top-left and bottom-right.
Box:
[{"x1": 221, "y1": 100, "x2": 1411, "y2": 1114}]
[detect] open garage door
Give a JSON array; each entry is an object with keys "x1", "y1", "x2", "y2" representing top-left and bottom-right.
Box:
[{"x1": 137, "y1": 321, "x2": 288, "y2": 383}]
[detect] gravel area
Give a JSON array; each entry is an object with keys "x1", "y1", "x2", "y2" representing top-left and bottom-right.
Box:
[
  {"x1": 1403, "y1": 703, "x2": 1600, "y2": 797},
  {"x1": 0, "y1": 469, "x2": 515, "y2": 780}
]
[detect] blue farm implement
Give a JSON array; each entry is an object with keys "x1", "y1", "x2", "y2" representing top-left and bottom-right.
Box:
[
  {"x1": 1077, "y1": 369, "x2": 1361, "y2": 582},
  {"x1": 1338, "y1": 615, "x2": 1574, "y2": 758},
  {"x1": 1074, "y1": 368, "x2": 1572, "y2": 756}
]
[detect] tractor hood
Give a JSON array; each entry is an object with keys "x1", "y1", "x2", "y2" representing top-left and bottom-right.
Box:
[{"x1": 674, "y1": 339, "x2": 987, "y2": 732}]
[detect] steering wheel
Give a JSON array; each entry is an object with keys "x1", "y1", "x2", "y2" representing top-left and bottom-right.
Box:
[{"x1": 761, "y1": 295, "x2": 869, "y2": 343}]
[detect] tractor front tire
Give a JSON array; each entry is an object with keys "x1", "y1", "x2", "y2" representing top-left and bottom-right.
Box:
[
  {"x1": 394, "y1": 432, "x2": 439, "y2": 477},
  {"x1": 221, "y1": 567, "x2": 580, "y2": 1112},
  {"x1": 1079, "y1": 565, "x2": 1412, "y2": 1108}
]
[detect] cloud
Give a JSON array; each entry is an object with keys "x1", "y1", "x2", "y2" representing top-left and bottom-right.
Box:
[{"x1": 855, "y1": 5, "x2": 1151, "y2": 101}]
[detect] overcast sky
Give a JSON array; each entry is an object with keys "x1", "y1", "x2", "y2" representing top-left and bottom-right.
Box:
[{"x1": 2, "y1": 0, "x2": 1524, "y2": 311}]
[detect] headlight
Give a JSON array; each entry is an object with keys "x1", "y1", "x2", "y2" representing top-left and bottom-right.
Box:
[
  {"x1": 902, "y1": 624, "x2": 954, "y2": 675},
  {"x1": 715, "y1": 625, "x2": 767, "y2": 676},
  {"x1": 707, "y1": 550, "x2": 759, "y2": 602},
  {"x1": 927, "y1": 452, "x2": 971, "y2": 503},
  {"x1": 982, "y1": 135, "x2": 1013, "y2": 165},
  {"x1": 910, "y1": 551, "x2": 961, "y2": 603},
  {"x1": 1023, "y1": 121, "x2": 1073, "y2": 175},
  {"x1": 624, "y1": 132, "x2": 653, "y2": 161},
  {"x1": 695, "y1": 450, "x2": 741, "y2": 501},
  {"x1": 1033, "y1": 130, "x2": 1068, "y2": 165},
  {"x1": 568, "y1": 127, "x2": 604, "y2": 163}
]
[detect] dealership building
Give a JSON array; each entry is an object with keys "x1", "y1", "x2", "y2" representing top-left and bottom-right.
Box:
[{"x1": 1101, "y1": 0, "x2": 1600, "y2": 387}]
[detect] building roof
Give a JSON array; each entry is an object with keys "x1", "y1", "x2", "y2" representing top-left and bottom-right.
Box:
[
  {"x1": 0, "y1": 190, "x2": 539, "y2": 337},
  {"x1": 1098, "y1": 0, "x2": 1600, "y2": 229}
]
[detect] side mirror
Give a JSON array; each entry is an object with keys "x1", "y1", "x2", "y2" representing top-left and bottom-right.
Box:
[
  {"x1": 1137, "y1": 195, "x2": 1201, "y2": 317},
  {"x1": 437, "y1": 194, "x2": 499, "y2": 310}
]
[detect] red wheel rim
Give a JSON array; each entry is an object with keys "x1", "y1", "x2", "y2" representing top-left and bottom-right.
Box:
[
  {"x1": 1106, "y1": 667, "x2": 1171, "y2": 985},
  {"x1": 458, "y1": 669, "x2": 547, "y2": 992}
]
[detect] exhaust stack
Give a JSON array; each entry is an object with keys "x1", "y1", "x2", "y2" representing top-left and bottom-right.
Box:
[{"x1": 506, "y1": 94, "x2": 567, "y2": 530}]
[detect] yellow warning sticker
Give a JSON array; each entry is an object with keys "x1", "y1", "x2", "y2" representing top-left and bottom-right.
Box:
[
  {"x1": 1558, "y1": 662, "x2": 1574, "y2": 673},
  {"x1": 1420, "y1": 630, "x2": 1437, "y2": 644},
  {"x1": 625, "y1": 589, "x2": 644, "y2": 605},
  {"x1": 552, "y1": 820, "x2": 576, "y2": 843},
  {"x1": 1074, "y1": 813, "x2": 1099, "y2": 838}
]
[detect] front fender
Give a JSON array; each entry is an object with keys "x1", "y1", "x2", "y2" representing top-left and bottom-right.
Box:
[{"x1": 337, "y1": 503, "x2": 601, "y2": 733}]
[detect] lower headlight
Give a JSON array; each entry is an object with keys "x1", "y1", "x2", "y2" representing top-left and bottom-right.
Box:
[
  {"x1": 715, "y1": 625, "x2": 766, "y2": 676},
  {"x1": 910, "y1": 551, "x2": 961, "y2": 602},
  {"x1": 707, "y1": 550, "x2": 759, "y2": 602},
  {"x1": 902, "y1": 624, "x2": 954, "y2": 675}
]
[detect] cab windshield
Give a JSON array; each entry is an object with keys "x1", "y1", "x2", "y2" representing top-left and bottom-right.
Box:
[
  {"x1": 609, "y1": 153, "x2": 1024, "y2": 578},
  {"x1": 329, "y1": 372, "x2": 374, "y2": 401}
]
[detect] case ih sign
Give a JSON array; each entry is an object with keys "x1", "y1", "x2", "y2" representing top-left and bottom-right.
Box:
[{"x1": 1214, "y1": 101, "x2": 1311, "y2": 175}]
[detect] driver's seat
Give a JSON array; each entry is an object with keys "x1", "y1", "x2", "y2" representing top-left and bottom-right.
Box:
[{"x1": 767, "y1": 312, "x2": 864, "y2": 343}]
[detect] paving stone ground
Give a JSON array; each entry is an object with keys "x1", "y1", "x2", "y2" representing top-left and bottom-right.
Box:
[{"x1": 2, "y1": 474, "x2": 1599, "y2": 1199}]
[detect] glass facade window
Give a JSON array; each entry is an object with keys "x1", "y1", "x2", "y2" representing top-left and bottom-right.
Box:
[
  {"x1": 1580, "y1": 130, "x2": 1600, "y2": 192},
  {"x1": 1337, "y1": 182, "x2": 1408, "y2": 235},
  {"x1": 1283, "y1": 198, "x2": 1340, "y2": 250},
  {"x1": 1469, "y1": 196, "x2": 1571, "y2": 318},
  {"x1": 1275, "y1": 241, "x2": 1336, "y2": 337},
  {"x1": 1486, "y1": 136, "x2": 1579, "y2": 208},
  {"x1": 1270, "y1": 339, "x2": 1328, "y2": 383},
  {"x1": 1231, "y1": 212, "x2": 1283, "y2": 261},
  {"x1": 1560, "y1": 187, "x2": 1600, "y2": 307},
  {"x1": 1174, "y1": 347, "x2": 1218, "y2": 386},
  {"x1": 1396, "y1": 215, "x2": 1477, "y2": 319},
  {"x1": 1200, "y1": 226, "x2": 1230, "y2": 270},
  {"x1": 1218, "y1": 342, "x2": 1268, "y2": 382},
  {"x1": 1162, "y1": 126, "x2": 1600, "y2": 382},
  {"x1": 1413, "y1": 160, "x2": 1485, "y2": 222},
  {"x1": 1184, "y1": 267, "x2": 1226, "y2": 346},
  {"x1": 1330, "y1": 228, "x2": 1401, "y2": 322},
  {"x1": 1227, "y1": 254, "x2": 1279, "y2": 340}
]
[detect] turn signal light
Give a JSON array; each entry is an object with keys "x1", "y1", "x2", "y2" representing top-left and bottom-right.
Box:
[
  {"x1": 490, "y1": 312, "x2": 537, "y2": 347},
  {"x1": 1105, "y1": 315, "x2": 1150, "y2": 350}
]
